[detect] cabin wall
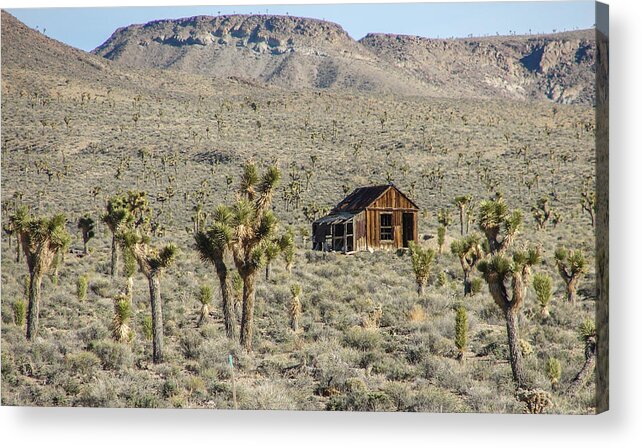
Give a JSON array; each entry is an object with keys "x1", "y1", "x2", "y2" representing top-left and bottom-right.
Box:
[
  {"x1": 364, "y1": 188, "x2": 418, "y2": 249},
  {"x1": 354, "y1": 211, "x2": 367, "y2": 251}
]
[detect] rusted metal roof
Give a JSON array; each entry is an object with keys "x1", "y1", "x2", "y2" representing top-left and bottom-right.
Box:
[{"x1": 331, "y1": 184, "x2": 418, "y2": 213}]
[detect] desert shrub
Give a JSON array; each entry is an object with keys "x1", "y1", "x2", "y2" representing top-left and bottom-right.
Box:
[
  {"x1": 239, "y1": 381, "x2": 300, "y2": 410},
  {"x1": 66, "y1": 351, "x2": 101, "y2": 377},
  {"x1": 371, "y1": 355, "x2": 416, "y2": 381},
  {"x1": 180, "y1": 330, "x2": 203, "y2": 360},
  {"x1": 412, "y1": 384, "x2": 472, "y2": 413},
  {"x1": 74, "y1": 378, "x2": 118, "y2": 407},
  {"x1": 90, "y1": 279, "x2": 112, "y2": 298},
  {"x1": 326, "y1": 388, "x2": 394, "y2": 412},
  {"x1": 546, "y1": 357, "x2": 562, "y2": 390},
  {"x1": 77, "y1": 322, "x2": 109, "y2": 346},
  {"x1": 407, "y1": 304, "x2": 427, "y2": 323},
  {"x1": 343, "y1": 327, "x2": 382, "y2": 351},
  {"x1": 89, "y1": 339, "x2": 133, "y2": 370},
  {"x1": 161, "y1": 377, "x2": 180, "y2": 398}
]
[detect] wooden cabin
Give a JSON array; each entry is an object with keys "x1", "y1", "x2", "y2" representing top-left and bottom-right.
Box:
[{"x1": 312, "y1": 184, "x2": 419, "y2": 253}]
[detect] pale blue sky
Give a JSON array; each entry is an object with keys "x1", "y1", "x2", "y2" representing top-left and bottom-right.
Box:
[{"x1": 6, "y1": 2, "x2": 596, "y2": 52}]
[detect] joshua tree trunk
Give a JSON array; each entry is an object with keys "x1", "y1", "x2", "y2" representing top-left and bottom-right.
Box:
[
  {"x1": 126, "y1": 276, "x2": 134, "y2": 303},
  {"x1": 83, "y1": 238, "x2": 88, "y2": 255},
  {"x1": 505, "y1": 308, "x2": 525, "y2": 389},
  {"x1": 26, "y1": 270, "x2": 42, "y2": 340},
  {"x1": 417, "y1": 282, "x2": 425, "y2": 297},
  {"x1": 148, "y1": 274, "x2": 164, "y2": 363},
  {"x1": 110, "y1": 233, "x2": 119, "y2": 277},
  {"x1": 16, "y1": 235, "x2": 21, "y2": 263},
  {"x1": 540, "y1": 306, "x2": 550, "y2": 318},
  {"x1": 566, "y1": 277, "x2": 578, "y2": 304},
  {"x1": 459, "y1": 208, "x2": 465, "y2": 236},
  {"x1": 265, "y1": 263, "x2": 271, "y2": 281},
  {"x1": 568, "y1": 343, "x2": 596, "y2": 393},
  {"x1": 214, "y1": 257, "x2": 236, "y2": 339},
  {"x1": 240, "y1": 271, "x2": 257, "y2": 352},
  {"x1": 463, "y1": 269, "x2": 471, "y2": 296}
]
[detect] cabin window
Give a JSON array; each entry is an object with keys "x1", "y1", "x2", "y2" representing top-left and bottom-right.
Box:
[{"x1": 380, "y1": 213, "x2": 393, "y2": 241}]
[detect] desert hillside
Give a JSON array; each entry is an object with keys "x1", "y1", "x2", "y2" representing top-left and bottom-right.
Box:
[
  {"x1": 1, "y1": 11, "x2": 598, "y2": 413},
  {"x1": 92, "y1": 14, "x2": 596, "y2": 104}
]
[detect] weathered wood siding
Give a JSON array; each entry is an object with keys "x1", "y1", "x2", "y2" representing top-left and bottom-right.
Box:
[
  {"x1": 364, "y1": 187, "x2": 418, "y2": 249},
  {"x1": 353, "y1": 211, "x2": 367, "y2": 251}
]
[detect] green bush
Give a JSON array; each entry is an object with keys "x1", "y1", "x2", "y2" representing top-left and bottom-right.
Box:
[
  {"x1": 89, "y1": 339, "x2": 133, "y2": 370},
  {"x1": 66, "y1": 351, "x2": 101, "y2": 377},
  {"x1": 343, "y1": 327, "x2": 382, "y2": 351}
]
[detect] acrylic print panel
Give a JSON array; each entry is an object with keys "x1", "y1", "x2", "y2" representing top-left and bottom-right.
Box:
[{"x1": 0, "y1": 1, "x2": 608, "y2": 414}]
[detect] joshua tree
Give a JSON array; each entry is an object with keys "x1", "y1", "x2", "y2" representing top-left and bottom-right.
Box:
[
  {"x1": 111, "y1": 295, "x2": 134, "y2": 343},
  {"x1": 450, "y1": 233, "x2": 484, "y2": 295},
  {"x1": 103, "y1": 191, "x2": 150, "y2": 277},
  {"x1": 455, "y1": 305, "x2": 468, "y2": 363},
  {"x1": 195, "y1": 205, "x2": 237, "y2": 339},
  {"x1": 231, "y1": 162, "x2": 282, "y2": 351},
  {"x1": 453, "y1": 195, "x2": 472, "y2": 235},
  {"x1": 437, "y1": 208, "x2": 452, "y2": 229},
  {"x1": 554, "y1": 247, "x2": 588, "y2": 304},
  {"x1": 437, "y1": 226, "x2": 446, "y2": 254},
  {"x1": 532, "y1": 272, "x2": 553, "y2": 318},
  {"x1": 264, "y1": 240, "x2": 280, "y2": 281},
  {"x1": 76, "y1": 275, "x2": 88, "y2": 301},
  {"x1": 8, "y1": 205, "x2": 29, "y2": 262},
  {"x1": 568, "y1": 319, "x2": 597, "y2": 393},
  {"x1": 580, "y1": 185, "x2": 596, "y2": 228},
  {"x1": 531, "y1": 197, "x2": 552, "y2": 230},
  {"x1": 103, "y1": 198, "x2": 132, "y2": 277},
  {"x1": 289, "y1": 283, "x2": 302, "y2": 332},
  {"x1": 280, "y1": 228, "x2": 295, "y2": 273},
  {"x1": 77, "y1": 214, "x2": 95, "y2": 255},
  {"x1": 196, "y1": 284, "x2": 213, "y2": 327},
  {"x1": 120, "y1": 228, "x2": 177, "y2": 363},
  {"x1": 408, "y1": 241, "x2": 435, "y2": 297},
  {"x1": 478, "y1": 247, "x2": 540, "y2": 388},
  {"x1": 546, "y1": 357, "x2": 562, "y2": 391},
  {"x1": 478, "y1": 194, "x2": 523, "y2": 255},
  {"x1": 18, "y1": 212, "x2": 71, "y2": 340}
]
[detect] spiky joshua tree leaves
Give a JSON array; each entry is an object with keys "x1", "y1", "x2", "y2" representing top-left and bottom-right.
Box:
[
  {"x1": 196, "y1": 284, "x2": 213, "y2": 327},
  {"x1": 555, "y1": 247, "x2": 588, "y2": 304},
  {"x1": 408, "y1": 241, "x2": 435, "y2": 297},
  {"x1": 18, "y1": 212, "x2": 71, "y2": 340},
  {"x1": 477, "y1": 194, "x2": 523, "y2": 255},
  {"x1": 77, "y1": 214, "x2": 95, "y2": 255},
  {"x1": 8, "y1": 205, "x2": 29, "y2": 262},
  {"x1": 450, "y1": 233, "x2": 484, "y2": 296},
  {"x1": 111, "y1": 295, "x2": 134, "y2": 343},
  {"x1": 532, "y1": 272, "x2": 553, "y2": 318},
  {"x1": 454, "y1": 305, "x2": 468, "y2": 363},
  {"x1": 478, "y1": 247, "x2": 540, "y2": 388}
]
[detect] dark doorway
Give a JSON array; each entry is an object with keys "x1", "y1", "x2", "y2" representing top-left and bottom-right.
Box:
[{"x1": 402, "y1": 213, "x2": 414, "y2": 248}]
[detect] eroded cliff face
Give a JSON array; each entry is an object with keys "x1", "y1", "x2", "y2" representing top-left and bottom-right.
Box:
[
  {"x1": 93, "y1": 14, "x2": 596, "y2": 104},
  {"x1": 360, "y1": 30, "x2": 596, "y2": 104}
]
